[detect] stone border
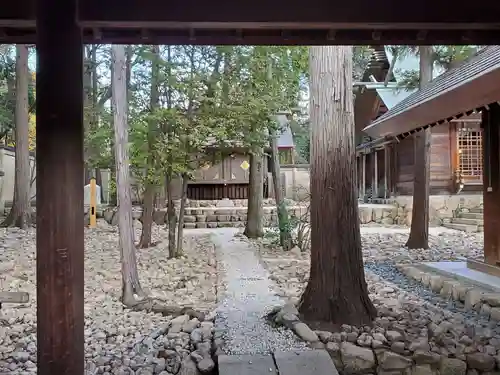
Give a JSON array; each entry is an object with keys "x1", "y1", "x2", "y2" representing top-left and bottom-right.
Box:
[
  {"x1": 397, "y1": 264, "x2": 500, "y2": 321},
  {"x1": 101, "y1": 203, "x2": 402, "y2": 228},
  {"x1": 267, "y1": 303, "x2": 500, "y2": 375}
]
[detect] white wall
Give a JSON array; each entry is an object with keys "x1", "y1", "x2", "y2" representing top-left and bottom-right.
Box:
[
  {"x1": 268, "y1": 166, "x2": 310, "y2": 201},
  {"x1": 0, "y1": 148, "x2": 36, "y2": 213}
]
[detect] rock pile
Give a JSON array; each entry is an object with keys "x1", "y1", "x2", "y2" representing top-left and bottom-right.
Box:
[
  {"x1": 0, "y1": 223, "x2": 218, "y2": 374},
  {"x1": 258, "y1": 227, "x2": 499, "y2": 375}
]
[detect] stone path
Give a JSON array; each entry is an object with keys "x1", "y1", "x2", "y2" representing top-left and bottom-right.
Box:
[
  {"x1": 218, "y1": 350, "x2": 339, "y2": 375},
  {"x1": 212, "y1": 228, "x2": 308, "y2": 355}
]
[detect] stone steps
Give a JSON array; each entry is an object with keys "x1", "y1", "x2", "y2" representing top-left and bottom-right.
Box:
[
  {"x1": 451, "y1": 217, "x2": 482, "y2": 226},
  {"x1": 469, "y1": 207, "x2": 484, "y2": 214},
  {"x1": 443, "y1": 206, "x2": 484, "y2": 232},
  {"x1": 459, "y1": 212, "x2": 483, "y2": 220},
  {"x1": 442, "y1": 222, "x2": 481, "y2": 233}
]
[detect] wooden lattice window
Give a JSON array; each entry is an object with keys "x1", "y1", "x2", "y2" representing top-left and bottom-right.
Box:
[{"x1": 457, "y1": 128, "x2": 483, "y2": 180}]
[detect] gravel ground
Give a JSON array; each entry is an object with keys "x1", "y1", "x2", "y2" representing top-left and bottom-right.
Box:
[
  {"x1": 212, "y1": 228, "x2": 308, "y2": 355},
  {"x1": 0, "y1": 221, "x2": 217, "y2": 374},
  {"x1": 259, "y1": 226, "x2": 500, "y2": 363}
]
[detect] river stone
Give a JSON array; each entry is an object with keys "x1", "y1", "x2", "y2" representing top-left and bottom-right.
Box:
[
  {"x1": 376, "y1": 350, "x2": 412, "y2": 371},
  {"x1": 197, "y1": 358, "x2": 215, "y2": 374},
  {"x1": 340, "y1": 342, "x2": 376, "y2": 373},
  {"x1": 440, "y1": 358, "x2": 466, "y2": 375},
  {"x1": 466, "y1": 353, "x2": 496, "y2": 371},
  {"x1": 292, "y1": 322, "x2": 319, "y2": 342},
  {"x1": 179, "y1": 357, "x2": 201, "y2": 375}
]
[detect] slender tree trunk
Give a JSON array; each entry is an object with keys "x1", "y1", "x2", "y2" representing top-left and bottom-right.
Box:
[
  {"x1": 156, "y1": 46, "x2": 173, "y2": 209},
  {"x1": 83, "y1": 45, "x2": 94, "y2": 184},
  {"x1": 176, "y1": 174, "x2": 189, "y2": 257},
  {"x1": 111, "y1": 45, "x2": 146, "y2": 305},
  {"x1": 166, "y1": 176, "x2": 177, "y2": 258},
  {"x1": 2, "y1": 45, "x2": 31, "y2": 228},
  {"x1": 139, "y1": 45, "x2": 160, "y2": 249},
  {"x1": 299, "y1": 46, "x2": 376, "y2": 325},
  {"x1": 244, "y1": 151, "x2": 264, "y2": 238},
  {"x1": 270, "y1": 126, "x2": 293, "y2": 250},
  {"x1": 95, "y1": 167, "x2": 103, "y2": 201},
  {"x1": 90, "y1": 45, "x2": 104, "y2": 202},
  {"x1": 139, "y1": 186, "x2": 155, "y2": 248},
  {"x1": 406, "y1": 46, "x2": 433, "y2": 249}
]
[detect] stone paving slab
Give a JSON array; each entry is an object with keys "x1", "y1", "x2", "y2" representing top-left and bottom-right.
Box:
[
  {"x1": 273, "y1": 350, "x2": 339, "y2": 375},
  {"x1": 218, "y1": 350, "x2": 339, "y2": 375},
  {"x1": 218, "y1": 354, "x2": 278, "y2": 375}
]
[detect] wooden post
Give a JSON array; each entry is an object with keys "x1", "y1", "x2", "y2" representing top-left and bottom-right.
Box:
[
  {"x1": 361, "y1": 154, "x2": 366, "y2": 200},
  {"x1": 291, "y1": 150, "x2": 297, "y2": 200},
  {"x1": 373, "y1": 150, "x2": 378, "y2": 198},
  {"x1": 36, "y1": 0, "x2": 84, "y2": 373},
  {"x1": 482, "y1": 104, "x2": 500, "y2": 265},
  {"x1": 89, "y1": 177, "x2": 97, "y2": 228},
  {"x1": 384, "y1": 147, "x2": 389, "y2": 199}
]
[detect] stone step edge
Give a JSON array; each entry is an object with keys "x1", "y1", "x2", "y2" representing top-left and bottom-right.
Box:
[{"x1": 396, "y1": 264, "x2": 500, "y2": 321}]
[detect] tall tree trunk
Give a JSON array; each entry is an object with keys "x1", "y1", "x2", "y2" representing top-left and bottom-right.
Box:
[
  {"x1": 406, "y1": 46, "x2": 433, "y2": 249},
  {"x1": 244, "y1": 151, "x2": 264, "y2": 238},
  {"x1": 166, "y1": 175, "x2": 177, "y2": 258},
  {"x1": 299, "y1": 46, "x2": 376, "y2": 325},
  {"x1": 111, "y1": 45, "x2": 146, "y2": 305},
  {"x1": 270, "y1": 125, "x2": 293, "y2": 250},
  {"x1": 176, "y1": 174, "x2": 189, "y2": 257},
  {"x1": 90, "y1": 45, "x2": 104, "y2": 201},
  {"x1": 2, "y1": 45, "x2": 31, "y2": 228},
  {"x1": 83, "y1": 46, "x2": 93, "y2": 184},
  {"x1": 139, "y1": 45, "x2": 160, "y2": 249},
  {"x1": 156, "y1": 46, "x2": 173, "y2": 209}
]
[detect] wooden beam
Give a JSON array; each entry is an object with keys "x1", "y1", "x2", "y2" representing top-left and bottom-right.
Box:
[
  {"x1": 77, "y1": 0, "x2": 500, "y2": 26},
  {"x1": 3, "y1": 25, "x2": 500, "y2": 45},
  {"x1": 36, "y1": 0, "x2": 84, "y2": 373},
  {"x1": 5, "y1": 0, "x2": 500, "y2": 28},
  {"x1": 482, "y1": 104, "x2": 500, "y2": 265}
]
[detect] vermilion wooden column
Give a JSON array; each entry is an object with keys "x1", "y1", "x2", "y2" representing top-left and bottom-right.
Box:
[
  {"x1": 482, "y1": 104, "x2": 500, "y2": 265},
  {"x1": 36, "y1": 0, "x2": 84, "y2": 373}
]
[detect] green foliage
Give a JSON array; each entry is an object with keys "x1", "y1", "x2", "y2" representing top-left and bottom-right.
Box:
[
  {"x1": 125, "y1": 45, "x2": 308, "y2": 189},
  {"x1": 392, "y1": 45, "x2": 482, "y2": 90},
  {"x1": 289, "y1": 118, "x2": 310, "y2": 163},
  {"x1": 0, "y1": 46, "x2": 36, "y2": 140}
]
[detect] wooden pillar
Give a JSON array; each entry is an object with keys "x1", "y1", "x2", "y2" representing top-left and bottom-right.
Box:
[
  {"x1": 361, "y1": 154, "x2": 366, "y2": 200},
  {"x1": 373, "y1": 150, "x2": 378, "y2": 198},
  {"x1": 482, "y1": 104, "x2": 500, "y2": 265},
  {"x1": 36, "y1": 0, "x2": 84, "y2": 373},
  {"x1": 384, "y1": 147, "x2": 389, "y2": 199}
]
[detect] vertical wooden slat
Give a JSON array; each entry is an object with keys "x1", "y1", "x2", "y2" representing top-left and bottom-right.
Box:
[
  {"x1": 361, "y1": 154, "x2": 366, "y2": 199},
  {"x1": 482, "y1": 105, "x2": 500, "y2": 265},
  {"x1": 383, "y1": 147, "x2": 388, "y2": 199},
  {"x1": 36, "y1": 0, "x2": 84, "y2": 373},
  {"x1": 373, "y1": 150, "x2": 378, "y2": 198}
]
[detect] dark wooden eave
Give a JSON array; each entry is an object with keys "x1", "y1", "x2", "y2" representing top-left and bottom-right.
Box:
[
  {"x1": 3, "y1": 1, "x2": 500, "y2": 44},
  {"x1": 356, "y1": 136, "x2": 394, "y2": 155},
  {"x1": 363, "y1": 46, "x2": 500, "y2": 139}
]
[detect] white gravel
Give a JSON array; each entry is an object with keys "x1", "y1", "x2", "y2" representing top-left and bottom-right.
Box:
[
  {"x1": 0, "y1": 221, "x2": 217, "y2": 374},
  {"x1": 212, "y1": 228, "x2": 308, "y2": 355},
  {"x1": 0, "y1": 222, "x2": 490, "y2": 373}
]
